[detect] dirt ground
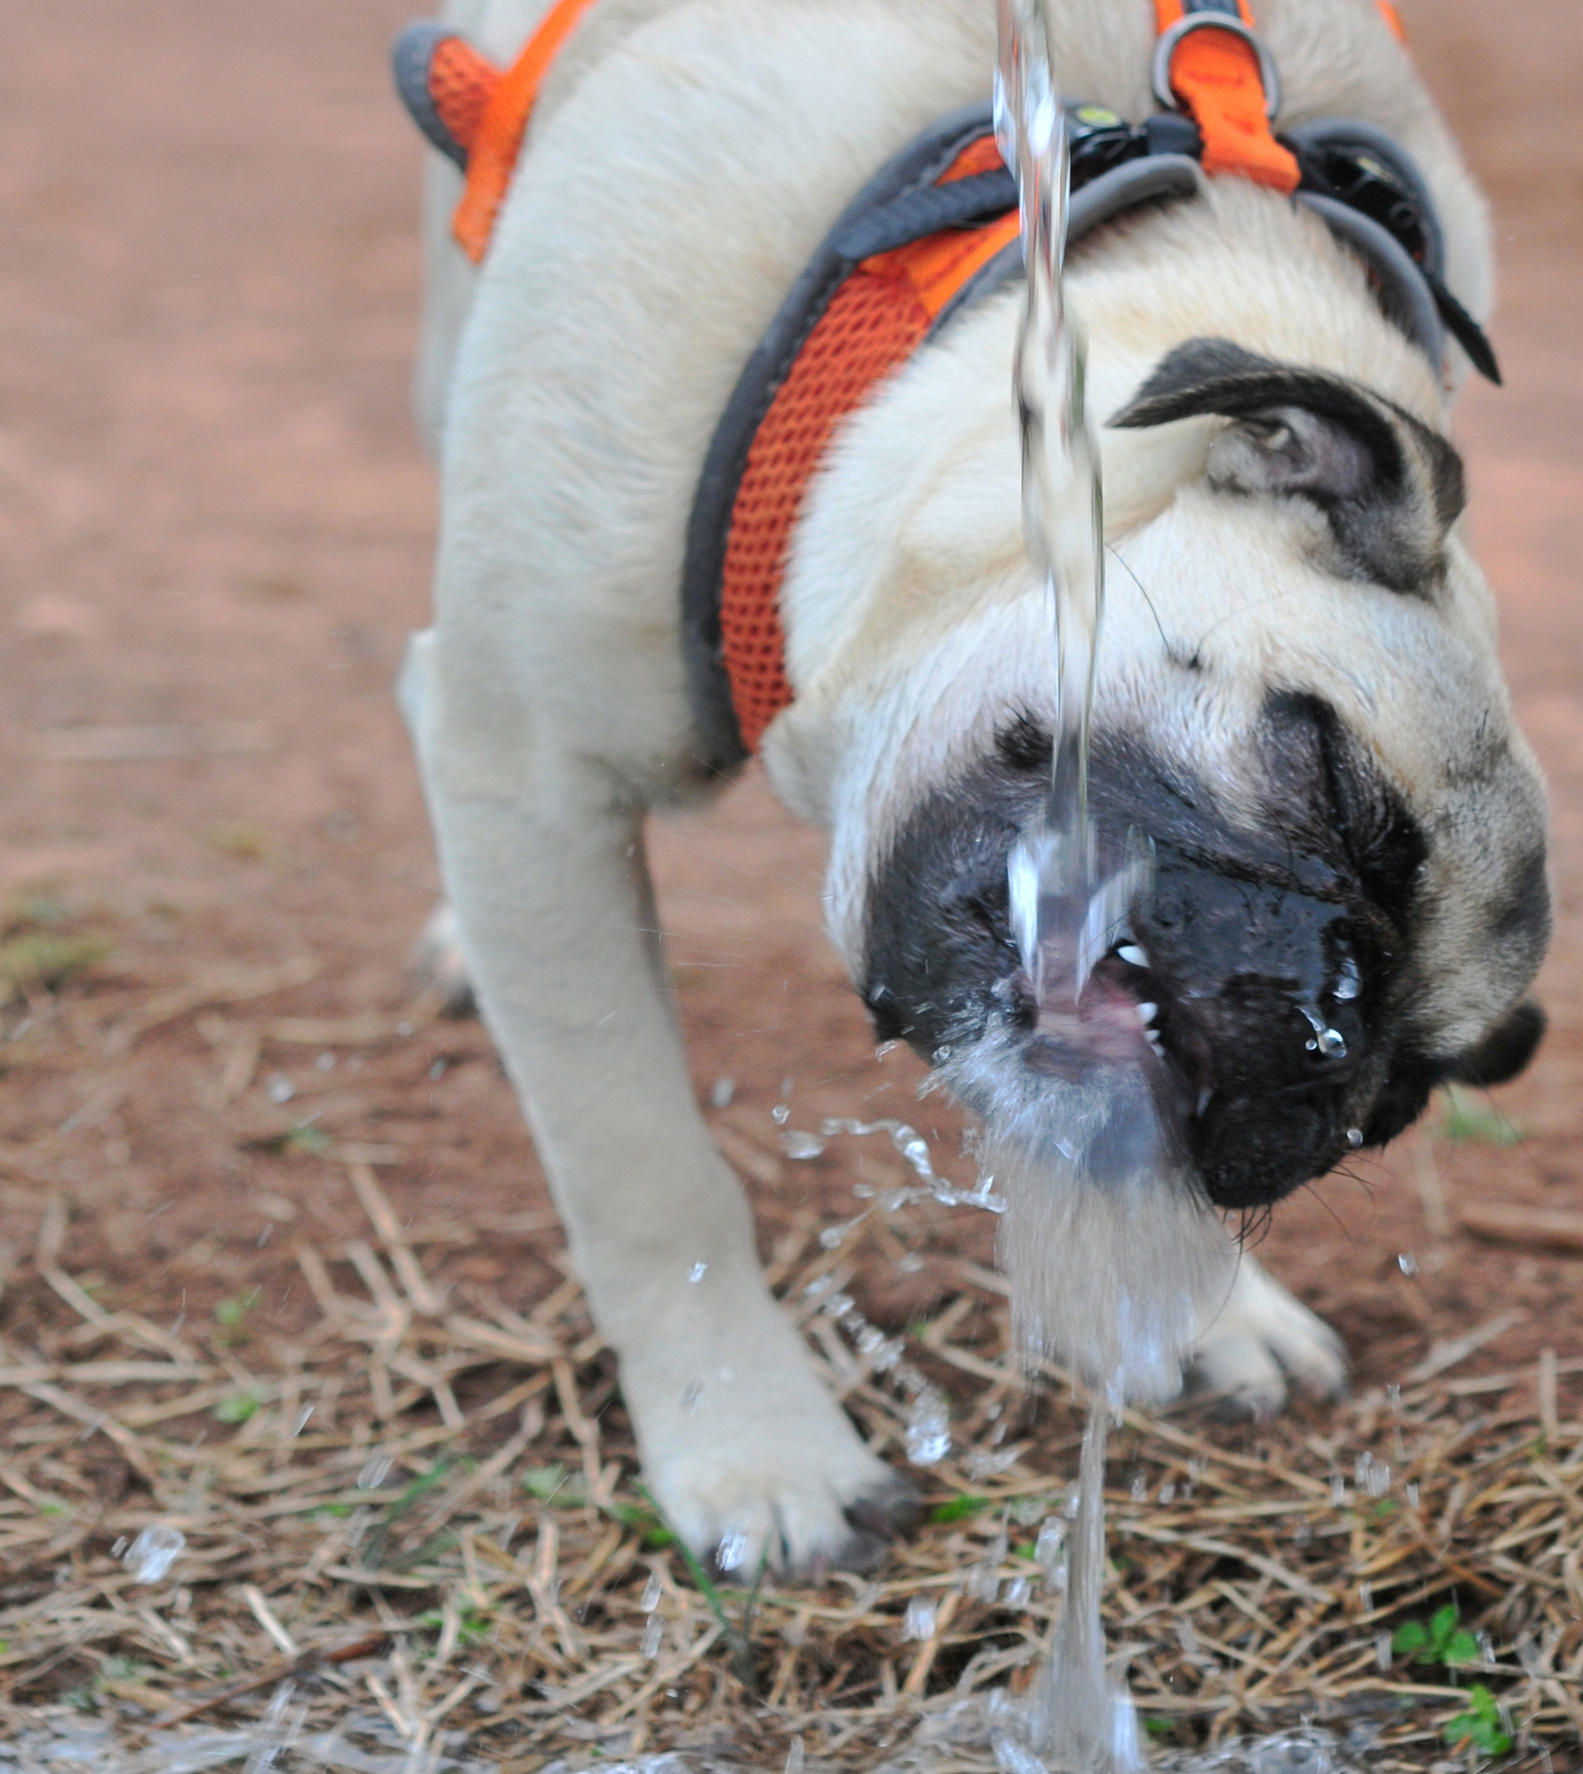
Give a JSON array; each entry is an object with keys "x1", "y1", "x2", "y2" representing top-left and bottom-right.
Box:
[{"x1": 0, "y1": 0, "x2": 1580, "y2": 1762}]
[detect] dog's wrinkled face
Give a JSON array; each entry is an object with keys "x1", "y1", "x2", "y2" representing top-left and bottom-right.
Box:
[{"x1": 856, "y1": 340, "x2": 1550, "y2": 1210}]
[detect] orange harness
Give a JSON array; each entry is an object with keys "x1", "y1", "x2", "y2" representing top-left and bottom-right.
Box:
[{"x1": 393, "y1": 0, "x2": 1420, "y2": 762}]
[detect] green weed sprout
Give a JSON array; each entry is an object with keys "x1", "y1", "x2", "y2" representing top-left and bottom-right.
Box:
[
  {"x1": 1392, "y1": 1602, "x2": 1480, "y2": 1670},
  {"x1": 1443, "y1": 1684, "x2": 1512, "y2": 1759}
]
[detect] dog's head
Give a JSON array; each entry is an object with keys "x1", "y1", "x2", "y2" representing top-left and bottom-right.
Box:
[{"x1": 774, "y1": 337, "x2": 1550, "y2": 1212}]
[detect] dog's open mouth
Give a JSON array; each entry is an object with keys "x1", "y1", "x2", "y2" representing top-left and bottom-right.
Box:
[
  {"x1": 1005, "y1": 908, "x2": 1372, "y2": 1204},
  {"x1": 1020, "y1": 936, "x2": 1208, "y2": 1118}
]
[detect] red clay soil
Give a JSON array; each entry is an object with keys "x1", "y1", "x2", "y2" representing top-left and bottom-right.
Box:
[{"x1": 0, "y1": 0, "x2": 1580, "y2": 1450}]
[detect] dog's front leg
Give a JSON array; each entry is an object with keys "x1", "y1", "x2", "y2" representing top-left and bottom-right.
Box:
[{"x1": 401, "y1": 632, "x2": 912, "y2": 1575}]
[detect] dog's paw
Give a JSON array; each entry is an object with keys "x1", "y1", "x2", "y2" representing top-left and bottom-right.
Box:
[
  {"x1": 409, "y1": 900, "x2": 476, "y2": 1017},
  {"x1": 1187, "y1": 1255, "x2": 1347, "y2": 1421},
  {"x1": 630, "y1": 1339, "x2": 917, "y2": 1578}
]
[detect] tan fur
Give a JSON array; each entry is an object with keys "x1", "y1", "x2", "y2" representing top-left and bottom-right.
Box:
[{"x1": 401, "y1": 0, "x2": 1539, "y2": 1569}]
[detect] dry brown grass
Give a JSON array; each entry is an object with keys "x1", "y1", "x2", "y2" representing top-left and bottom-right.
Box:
[{"x1": 0, "y1": 979, "x2": 1580, "y2": 1772}]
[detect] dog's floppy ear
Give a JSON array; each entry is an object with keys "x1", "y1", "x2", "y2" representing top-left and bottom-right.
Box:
[
  {"x1": 1443, "y1": 998, "x2": 1545, "y2": 1088},
  {"x1": 1110, "y1": 338, "x2": 1464, "y2": 594}
]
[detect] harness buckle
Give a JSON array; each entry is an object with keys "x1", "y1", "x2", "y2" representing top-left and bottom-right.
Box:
[{"x1": 1151, "y1": 14, "x2": 1282, "y2": 121}]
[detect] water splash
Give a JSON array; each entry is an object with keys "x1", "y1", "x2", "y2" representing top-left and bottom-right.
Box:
[
  {"x1": 123, "y1": 1523, "x2": 186, "y2": 1585},
  {"x1": 904, "y1": 1387, "x2": 953, "y2": 1466},
  {"x1": 356, "y1": 1452, "x2": 393, "y2": 1491}
]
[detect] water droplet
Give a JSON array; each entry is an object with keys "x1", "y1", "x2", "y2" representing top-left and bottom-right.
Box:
[
  {"x1": 1398, "y1": 1251, "x2": 1418, "y2": 1276},
  {"x1": 1333, "y1": 956, "x2": 1362, "y2": 1001},
  {"x1": 315, "y1": 1051, "x2": 336, "y2": 1072},
  {"x1": 1005, "y1": 1576, "x2": 1031, "y2": 1608},
  {"x1": 1248, "y1": 1727, "x2": 1338, "y2": 1774},
  {"x1": 771, "y1": 1103, "x2": 791, "y2": 1125},
  {"x1": 640, "y1": 1571, "x2": 663, "y2": 1612},
  {"x1": 1375, "y1": 1631, "x2": 1393, "y2": 1671},
  {"x1": 779, "y1": 1076, "x2": 795, "y2": 1097},
  {"x1": 966, "y1": 1563, "x2": 1001, "y2": 1604},
  {"x1": 1297, "y1": 1001, "x2": 1347, "y2": 1059},
  {"x1": 292, "y1": 1405, "x2": 315, "y2": 1436},
  {"x1": 1034, "y1": 1516, "x2": 1065, "y2": 1574},
  {"x1": 641, "y1": 1615, "x2": 664, "y2": 1658},
  {"x1": 903, "y1": 1595, "x2": 937, "y2": 1641},
  {"x1": 781, "y1": 1130, "x2": 825, "y2": 1160},
  {"x1": 681, "y1": 1381, "x2": 703, "y2": 1413},
  {"x1": 124, "y1": 1525, "x2": 186, "y2": 1584},
  {"x1": 1129, "y1": 1474, "x2": 1146, "y2": 1503},
  {"x1": 899, "y1": 1135, "x2": 935, "y2": 1179},
  {"x1": 710, "y1": 1075, "x2": 736, "y2": 1108},
  {"x1": 1158, "y1": 1481, "x2": 1176, "y2": 1505},
  {"x1": 965, "y1": 1447, "x2": 1020, "y2": 1480},
  {"x1": 1330, "y1": 1476, "x2": 1348, "y2": 1507},
  {"x1": 874, "y1": 1040, "x2": 899, "y2": 1060},
  {"x1": 931, "y1": 1045, "x2": 952, "y2": 1063},
  {"x1": 110, "y1": 1536, "x2": 128, "y2": 1558},
  {"x1": 687, "y1": 1261, "x2": 708, "y2": 1284},
  {"x1": 266, "y1": 1074, "x2": 295, "y2": 1105},
  {"x1": 1346, "y1": 1127, "x2": 1364, "y2": 1148},
  {"x1": 1405, "y1": 1481, "x2": 1420, "y2": 1508},
  {"x1": 905, "y1": 1389, "x2": 950, "y2": 1465},
  {"x1": 992, "y1": 1734, "x2": 1046, "y2": 1774},
  {"x1": 357, "y1": 1453, "x2": 393, "y2": 1490},
  {"x1": 784, "y1": 1739, "x2": 806, "y2": 1774},
  {"x1": 716, "y1": 1525, "x2": 751, "y2": 1571}
]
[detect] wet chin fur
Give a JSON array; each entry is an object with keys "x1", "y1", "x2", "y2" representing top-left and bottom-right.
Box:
[{"x1": 945, "y1": 1027, "x2": 1235, "y2": 1405}]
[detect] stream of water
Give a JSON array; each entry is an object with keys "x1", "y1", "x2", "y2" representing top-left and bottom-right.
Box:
[{"x1": 990, "y1": 4, "x2": 1237, "y2": 1768}]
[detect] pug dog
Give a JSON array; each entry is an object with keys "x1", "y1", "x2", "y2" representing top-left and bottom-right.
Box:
[{"x1": 398, "y1": 0, "x2": 1550, "y2": 1573}]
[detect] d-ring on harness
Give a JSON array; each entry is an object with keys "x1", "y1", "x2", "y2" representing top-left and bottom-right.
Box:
[{"x1": 392, "y1": 0, "x2": 1497, "y2": 770}]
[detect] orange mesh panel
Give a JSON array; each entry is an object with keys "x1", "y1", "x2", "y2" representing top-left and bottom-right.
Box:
[
  {"x1": 453, "y1": 0, "x2": 601, "y2": 262},
  {"x1": 1153, "y1": 0, "x2": 1299, "y2": 194},
  {"x1": 430, "y1": 36, "x2": 500, "y2": 154},
  {"x1": 721, "y1": 270, "x2": 933, "y2": 752}
]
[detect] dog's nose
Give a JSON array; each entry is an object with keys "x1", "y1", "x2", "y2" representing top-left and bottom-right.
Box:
[{"x1": 1135, "y1": 846, "x2": 1376, "y2": 1209}]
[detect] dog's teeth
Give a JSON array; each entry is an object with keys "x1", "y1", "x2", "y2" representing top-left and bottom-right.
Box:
[
  {"x1": 1136, "y1": 1001, "x2": 1158, "y2": 1025},
  {"x1": 1117, "y1": 944, "x2": 1148, "y2": 968},
  {"x1": 1146, "y1": 1031, "x2": 1164, "y2": 1055}
]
